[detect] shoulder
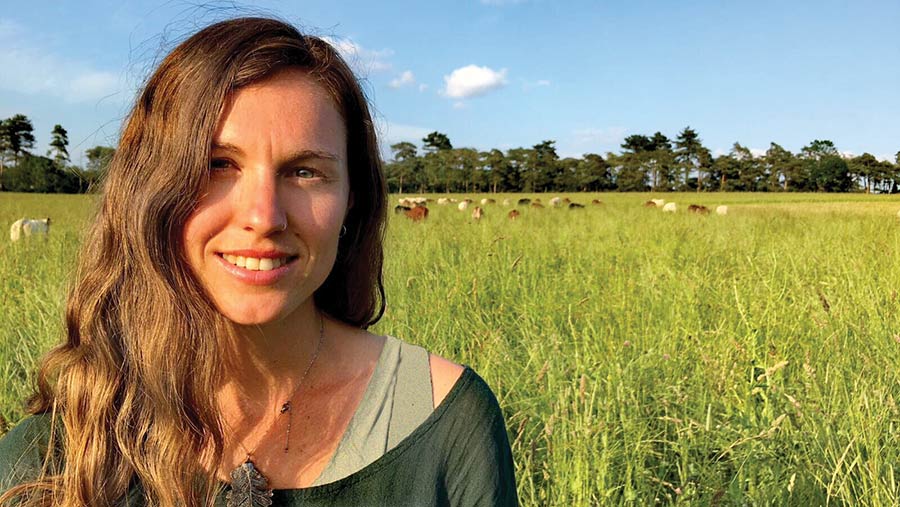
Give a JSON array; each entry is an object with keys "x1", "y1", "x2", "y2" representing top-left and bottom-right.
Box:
[
  {"x1": 0, "y1": 413, "x2": 60, "y2": 490},
  {"x1": 428, "y1": 353, "x2": 465, "y2": 409},
  {"x1": 424, "y1": 367, "x2": 518, "y2": 505}
]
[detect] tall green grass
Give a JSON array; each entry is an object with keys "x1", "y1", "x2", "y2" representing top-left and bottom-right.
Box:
[{"x1": 2, "y1": 191, "x2": 900, "y2": 505}]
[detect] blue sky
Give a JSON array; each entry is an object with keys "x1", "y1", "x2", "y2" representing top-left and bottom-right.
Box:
[{"x1": 2, "y1": 0, "x2": 898, "y2": 166}]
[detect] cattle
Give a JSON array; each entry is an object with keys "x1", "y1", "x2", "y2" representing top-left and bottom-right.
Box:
[
  {"x1": 644, "y1": 200, "x2": 658, "y2": 208},
  {"x1": 688, "y1": 204, "x2": 711, "y2": 215},
  {"x1": 394, "y1": 205, "x2": 412, "y2": 214},
  {"x1": 471, "y1": 207, "x2": 484, "y2": 220},
  {"x1": 508, "y1": 209, "x2": 521, "y2": 220},
  {"x1": 591, "y1": 199, "x2": 603, "y2": 206},
  {"x1": 502, "y1": 198, "x2": 511, "y2": 206},
  {"x1": 405, "y1": 206, "x2": 429, "y2": 222},
  {"x1": 563, "y1": 198, "x2": 571, "y2": 204},
  {"x1": 517, "y1": 198, "x2": 531, "y2": 206},
  {"x1": 458, "y1": 201, "x2": 470, "y2": 211},
  {"x1": 662, "y1": 202, "x2": 677, "y2": 213},
  {"x1": 480, "y1": 198, "x2": 496, "y2": 205},
  {"x1": 530, "y1": 202, "x2": 545, "y2": 209},
  {"x1": 568, "y1": 202, "x2": 584, "y2": 209},
  {"x1": 398, "y1": 196, "x2": 428, "y2": 207},
  {"x1": 549, "y1": 197, "x2": 563, "y2": 208},
  {"x1": 10, "y1": 218, "x2": 51, "y2": 242},
  {"x1": 651, "y1": 198, "x2": 666, "y2": 207},
  {"x1": 437, "y1": 198, "x2": 450, "y2": 205},
  {"x1": 716, "y1": 205, "x2": 728, "y2": 216}
]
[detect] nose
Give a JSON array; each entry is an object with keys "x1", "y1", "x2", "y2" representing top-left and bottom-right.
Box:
[{"x1": 237, "y1": 172, "x2": 287, "y2": 235}]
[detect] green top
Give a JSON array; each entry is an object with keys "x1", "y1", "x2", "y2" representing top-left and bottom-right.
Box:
[{"x1": 0, "y1": 368, "x2": 518, "y2": 506}]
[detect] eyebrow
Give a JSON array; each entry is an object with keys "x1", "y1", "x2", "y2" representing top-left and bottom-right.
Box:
[{"x1": 211, "y1": 142, "x2": 340, "y2": 162}]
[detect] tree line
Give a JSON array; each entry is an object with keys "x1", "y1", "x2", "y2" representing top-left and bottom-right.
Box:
[
  {"x1": 4, "y1": 114, "x2": 898, "y2": 195},
  {"x1": 0, "y1": 114, "x2": 114, "y2": 193},
  {"x1": 386, "y1": 128, "x2": 900, "y2": 194}
]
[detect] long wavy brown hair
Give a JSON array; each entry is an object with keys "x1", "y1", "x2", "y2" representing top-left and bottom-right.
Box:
[{"x1": 1, "y1": 17, "x2": 387, "y2": 507}]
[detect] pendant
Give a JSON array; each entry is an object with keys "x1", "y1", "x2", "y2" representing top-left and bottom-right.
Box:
[{"x1": 226, "y1": 460, "x2": 274, "y2": 507}]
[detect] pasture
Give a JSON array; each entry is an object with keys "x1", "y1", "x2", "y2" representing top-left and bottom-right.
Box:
[{"x1": 3, "y1": 191, "x2": 900, "y2": 505}]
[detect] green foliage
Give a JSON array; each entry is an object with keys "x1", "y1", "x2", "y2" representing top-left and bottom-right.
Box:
[
  {"x1": 1, "y1": 154, "x2": 82, "y2": 193},
  {"x1": 422, "y1": 131, "x2": 453, "y2": 152},
  {"x1": 48, "y1": 124, "x2": 69, "y2": 164},
  {"x1": 0, "y1": 114, "x2": 36, "y2": 166}
]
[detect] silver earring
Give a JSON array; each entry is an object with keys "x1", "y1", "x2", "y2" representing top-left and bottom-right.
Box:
[{"x1": 339, "y1": 225, "x2": 347, "y2": 238}]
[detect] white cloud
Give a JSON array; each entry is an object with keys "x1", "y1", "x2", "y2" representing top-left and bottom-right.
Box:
[
  {"x1": 750, "y1": 148, "x2": 767, "y2": 158},
  {"x1": 0, "y1": 19, "x2": 123, "y2": 103},
  {"x1": 389, "y1": 70, "x2": 416, "y2": 89},
  {"x1": 453, "y1": 101, "x2": 468, "y2": 109},
  {"x1": 442, "y1": 64, "x2": 508, "y2": 99},
  {"x1": 418, "y1": 83, "x2": 428, "y2": 92},
  {"x1": 322, "y1": 36, "x2": 393, "y2": 77}
]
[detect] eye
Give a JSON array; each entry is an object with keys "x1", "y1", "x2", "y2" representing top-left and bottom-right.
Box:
[
  {"x1": 210, "y1": 158, "x2": 236, "y2": 173},
  {"x1": 293, "y1": 167, "x2": 317, "y2": 179}
]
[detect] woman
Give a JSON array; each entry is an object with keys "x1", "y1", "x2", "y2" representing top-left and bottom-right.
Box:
[{"x1": 0, "y1": 17, "x2": 517, "y2": 506}]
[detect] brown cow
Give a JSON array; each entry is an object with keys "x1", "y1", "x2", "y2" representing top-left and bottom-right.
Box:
[
  {"x1": 508, "y1": 209, "x2": 521, "y2": 220},
  {"x1": 405, "y1": 205, "x2": 429, "y2": 221},
  {"x1": 643, "y1": 200, "x2": 657, "y2": 207},
  {"x1": 471, "y1": 207, "x2": 484, "y2": 220},
  {"x1": 530, "y1": 202, "x2": 545, "y2": 208},
  {"x1": 591, "y1": 199, "x2": 603, "y2": 206},
  {"x1": 688, "y1": 204, "x2": 710, "y2": 215}
]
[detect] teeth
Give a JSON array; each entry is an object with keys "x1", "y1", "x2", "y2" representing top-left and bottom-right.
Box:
[{"x1": 222, "y1": 254, "x2": 289, "y2": 271}]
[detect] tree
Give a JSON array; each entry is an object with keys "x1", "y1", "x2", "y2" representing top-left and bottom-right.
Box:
[
  {"x1": 800, "y1": 140, "x2": 851, "y2": 192},
  {"x1": 0, "y1": 114, "x2": 36, "y2": 166},
  {"x1": 2, "y1": 154, "x2": 80, "y2": 193},
  {"x1": 577, "y1": 153, "x2": 614, "y2": 191},
  {"x1": 529, "y1": 140, "x2": 558, "y2": 192},
  {"x1": 765, "y1": 143, "x2": 802, "y2": 191},
  {"x1": 422, "y1": 131, "x2": 452, "y2": 152},
  {"x1": 49, "y1": 124, "x2": 70, "y2": 165},
  {"x1": 388, "y1": 142, "x2": 419, "y2": 194},
  {"x1": 84, "y1": 146, "x2": 115, "y2": 191},
  {"x1": 674, "y1": 127, "x2": 706, "y2": 190}
]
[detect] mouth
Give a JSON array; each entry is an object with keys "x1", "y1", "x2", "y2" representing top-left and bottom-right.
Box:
[{"x1": 217, "y1": 253, "x2": 300, "y2": 271}]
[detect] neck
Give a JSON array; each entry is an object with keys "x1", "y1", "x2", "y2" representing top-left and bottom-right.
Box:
[{"x1": 217, "y1": 302, "x2": 326, "y2": 419}]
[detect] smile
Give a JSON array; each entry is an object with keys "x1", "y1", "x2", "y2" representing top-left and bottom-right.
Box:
[{"x1": 219, "y1": 254, "x2": 299, "y2": 271}]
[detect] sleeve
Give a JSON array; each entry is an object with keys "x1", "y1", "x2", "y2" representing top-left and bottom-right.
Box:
[
  {"x1": 0, "y1": 415, "x2": 59, "y2": 494},
  {"x1": 443, "y1": 371, "x2": 519, "y2": 507}
]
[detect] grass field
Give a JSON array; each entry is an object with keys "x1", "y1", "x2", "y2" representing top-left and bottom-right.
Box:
[{"x1": 3, "y1": 191, "x2": 900, "y2": 505}]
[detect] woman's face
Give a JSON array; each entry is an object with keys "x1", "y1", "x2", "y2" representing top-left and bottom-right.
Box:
[{"x1": 183, "y1": 68, "x2": 350, "y2": 326}]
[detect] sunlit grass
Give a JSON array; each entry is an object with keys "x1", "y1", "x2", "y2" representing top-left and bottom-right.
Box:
[{"x1": 3, "y1": 191, "x2": 900, "y2": 505}]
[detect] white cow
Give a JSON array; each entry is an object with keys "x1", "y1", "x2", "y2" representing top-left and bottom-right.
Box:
[
  {"x1": 662, "y1": 202, "x2": 677, "y2": 213},
  {"x1": 715, "y1": 205, "x2": 728, "y2": 216},
  {"x1": 458, "y1": 201, "x2": 470, "y2": 211},
  {"x1": 651, "y1": 198, "x2": 666, "y2": 207},
  {"x1": 10, "y1": 218, "x2": 51, "y2": 241},
  {"x1": 549, "y1": 197, "x2": 563, "y2": 208}
]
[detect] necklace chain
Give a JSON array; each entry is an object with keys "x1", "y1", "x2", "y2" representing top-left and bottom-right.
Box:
[{"x1": 233, "y1": 313, "x2": 325, "y2": 462}]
